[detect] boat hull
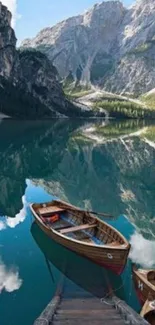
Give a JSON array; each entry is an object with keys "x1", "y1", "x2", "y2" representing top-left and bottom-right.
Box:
[
  {"x1": 141, "y1": 299, "x2": 155, "y2": 325},
  {"x1": 133, "y1": 268, "x2": 155, "y2": 305},
  {"x1": 33, "y1": 214, "x2": 129, "y2": 276}
]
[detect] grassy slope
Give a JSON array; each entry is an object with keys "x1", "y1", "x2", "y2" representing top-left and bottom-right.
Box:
[
  {"x1": 140, "y1": 93, "x2": 155, "y2": 109},
  {"x1": 67, "y1": 89, "x2": 93, "y2": 99},
  {"x1": 64, "y1": 84, "x2": 93, "y2": 99},
  {"x1": 142, "y1": 126, "x2": 155, "y2": 142},
  {"x1": 64, "y1": 86, "x2": 155, "y2": 119}
]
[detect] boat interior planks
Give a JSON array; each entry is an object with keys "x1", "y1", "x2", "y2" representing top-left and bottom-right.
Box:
[{"x1": 30, "y1": 199, "x2": 130, "y2": 275}]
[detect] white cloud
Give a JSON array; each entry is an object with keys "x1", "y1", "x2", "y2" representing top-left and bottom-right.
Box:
[
  {"x1": 130, "y1": 232, "x2": 155, "y2": 268},
  {"x1": 0, "y1": 259, "x2": 22, "y2": 293},
  {"x1": 1, "y1": 0, "x2": 21, "y2": 27}
]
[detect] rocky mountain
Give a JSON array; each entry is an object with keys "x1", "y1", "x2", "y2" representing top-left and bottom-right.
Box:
[
  {"x1": 0, "y1": 3, "x2": 101, "y2": 118},
  {"x1": 0, "y1": 3, "x2": 16, "y2": 79},
  {"x1": 22, "y1": 0, "x2": 155, "y2": 95}
]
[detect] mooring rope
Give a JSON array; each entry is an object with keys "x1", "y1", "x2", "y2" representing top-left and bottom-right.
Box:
[{"x1": 100, "y1": 261, "x2": 130, "y2": 306}]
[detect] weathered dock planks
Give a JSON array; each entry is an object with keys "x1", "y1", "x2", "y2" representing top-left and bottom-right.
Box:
[{"x1": 34, "y1": 280, "x2": 149, "y2": 325}]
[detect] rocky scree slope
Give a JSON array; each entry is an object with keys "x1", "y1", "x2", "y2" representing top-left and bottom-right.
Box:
[
  {"x1": 22, "y1": 0, "x2": 155, "y2": 95},
  {"x1": 0, "y1": 3, "x2": 101, "y2": 118}
]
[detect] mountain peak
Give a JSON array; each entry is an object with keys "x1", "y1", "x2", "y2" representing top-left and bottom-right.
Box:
[
  {"x1": 21, "y1": 0, "x2": 155, "y2": 95},
  {"x1": 83, "y1": 0, "x2": 125, "y2": 26}
]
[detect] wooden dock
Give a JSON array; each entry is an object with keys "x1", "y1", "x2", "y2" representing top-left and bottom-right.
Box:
[
  {"x1": 31, "y1": 222, "x2": 149, "y2": 325},
  {"x1": 34, "y1": 280, "x2": 149, "y2": 325}
]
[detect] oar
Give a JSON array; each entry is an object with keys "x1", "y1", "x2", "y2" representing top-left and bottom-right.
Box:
[
  {"x1": 59, "y1": 203, "x2": 116, "y2": 220},
  {"x1": 83, "y1": 209, "x2": 115, "y2": 219}
]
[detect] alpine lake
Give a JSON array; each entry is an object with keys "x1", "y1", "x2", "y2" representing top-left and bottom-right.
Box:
[{"x1": 0, "y1": 118, "x2": 155, "y2": 325}]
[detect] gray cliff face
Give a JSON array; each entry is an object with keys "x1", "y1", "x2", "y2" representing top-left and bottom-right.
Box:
[
  {"x1": 0, "y1": 2, "x2": 95, "y2": 118},
  {"x1": 13, "y1": 50, "x2": 75, "y2": 117},
  {"x1": 106, "y1": 0, "x2": 155, "y2": 94},
  {"x1": 0, "y1": 3, "x2": 17, "y2": 78},
  {"x1": 15, "y1": 50, "x2": 99, "y2": 118},
  {"x1": 22, "y1": 0, "x2": 155, "y2": 95}
]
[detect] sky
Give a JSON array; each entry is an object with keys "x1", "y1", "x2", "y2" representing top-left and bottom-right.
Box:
[{"x1": 2, "y1": 0, "x2": 134, "y2": 44}]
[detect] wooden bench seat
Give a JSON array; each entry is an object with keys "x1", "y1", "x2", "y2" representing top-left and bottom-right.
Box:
[
  {"x1": 59, "y1": 223, "x2": 96, "y2": 234},
  {"x1": 38, "y1": 206, "x2": 65, "y2": 216},
  {"x1": 108, "y1": 241, "x2": 120, "y2": 247}
]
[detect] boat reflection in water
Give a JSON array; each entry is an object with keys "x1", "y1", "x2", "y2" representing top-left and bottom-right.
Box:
[{"x1": 31, "y1": 222, "x2": 126, "y2": 300}]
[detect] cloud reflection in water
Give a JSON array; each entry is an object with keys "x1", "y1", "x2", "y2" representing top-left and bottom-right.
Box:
[
  {"x1": 0, "y1": 221, "x2": 6, "y2": 231},
  {"x1": 0, "y1": 194, "x2": 24, "y2": 293},
  {"x1": 0, "y1": 259, "x2": 22, "y2": 293},
  {"x1": 0, "y1": 195, "x2": 27, "y2": 230},
  {"x1": 130, "y1": 232, "x2": 155, "y2": 268},
  {"x1": 6, "y1": 195, "x2": 27, "y2": 228}
]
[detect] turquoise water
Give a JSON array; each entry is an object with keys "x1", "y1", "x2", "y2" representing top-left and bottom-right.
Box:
[{"x1": 0, "y1": 119, "x2": 155, "y2": 324}]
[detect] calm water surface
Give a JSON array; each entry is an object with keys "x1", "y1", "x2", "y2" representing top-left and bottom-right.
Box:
[{"x1": 0, "y1": 119, "x2": 155, "y2": 325}]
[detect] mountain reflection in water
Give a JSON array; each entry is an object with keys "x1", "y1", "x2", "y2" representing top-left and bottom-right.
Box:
[
  {"x1": 1, "y1": 118, "x2": 155, "y2": 236},
  {"x1": 0, "y1": 118, "x2": 155, "y2": 235},
  {"x1": 0, "y1": 118, "x2": 155, "y2": 324}
]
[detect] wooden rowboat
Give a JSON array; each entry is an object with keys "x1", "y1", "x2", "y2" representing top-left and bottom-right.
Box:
[
  {"x1": 30, "y1": 200, "x2": 130, "y2": 275},
  {"x1": 141, "y1": 299, "x2": 155, "y2": 325},
  {"x1": 133, "y1": 266, "x2": 155, "y2": 324},
  {"x1": 133, "y1": 266, "x2": 155, "y2": 304}
]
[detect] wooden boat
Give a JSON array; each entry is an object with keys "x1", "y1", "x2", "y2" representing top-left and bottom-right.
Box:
[
  {"x1": 140, "y1": 299, "x2": 155, "y2": 325},
  {"x1": 30, "y1": 200, "x2": 130, "y2": 275},
  {"x1": 133, "y1": 266, "x2": 155, "y2": 324},
  {"x1": 133, "y1": 266, "x2": 155, "y2": 304},
  {"x1": 31, "y1": 222, "x2": 126, "y2": 299}
]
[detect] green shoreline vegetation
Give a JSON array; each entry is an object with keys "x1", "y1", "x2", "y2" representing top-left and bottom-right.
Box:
[
  {"x1": 64, "y1": 85, "x2": 155, "y2": 119},
  {"x1": 93, "y1": 101, "x2": 155, "y2": 119}
]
